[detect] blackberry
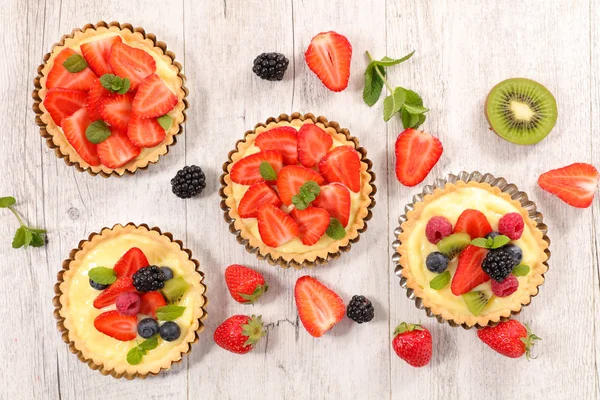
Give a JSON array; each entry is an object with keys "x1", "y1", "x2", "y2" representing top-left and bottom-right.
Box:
[
  {"x1": 132, "y1": 266, "x2": 166, "y2": 292},
  {"x1": 171, "y1": 165, "x2": 206, "y2": 199},
  {"x1": 346, "y1": 295, "x2": 375, "y2": 324},
  {"x1": 252, "y1": 52, "x2": 289, "y2": 81},
  {"x1": 482, "y1": 248, "x2": 517, "y2": 282}
]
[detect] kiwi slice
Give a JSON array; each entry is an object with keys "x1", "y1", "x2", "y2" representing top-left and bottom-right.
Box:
[
  {"x1": 485, "y1": 77, "x2": 557, "y2": 145},
  {"x1": 161, "y1": 277, "x2": 190, "y2": 303},
  {"x1": 437, "y1": 233, "x2": 471, "y2": 259},
  {"x1": 462, "y1": 291, "x2": 490, "y2": 316}
]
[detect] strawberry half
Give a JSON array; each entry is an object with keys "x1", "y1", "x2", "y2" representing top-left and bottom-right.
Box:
[
  {"x1": 297, "y1": 124, "x2": 333, "y2": 168},
  {"x1": 238, "y1": 182, "x2": 282, "y2": 218},
  {"x1": 109, "y1": 42, "x2": 156, "y2": 90},
  {"x1": 276, "y1": 165, "x2": 325, "y2": 205},
  {"x1": 99, "y1": 92, "x2": 134, "y2": 131},
  {"x1": 294, "y1": 276, "x2": 345, "y2": 338},
  {"x1": 46, "y1": 48, "x2": 97, "y2": 91},
  {"x1": 450, "y1": 245, "x2": 490, "y2": 296},
  {"x1": 319, "y1": 146, "x2": 361, "y2": 192},
  {"x1": 454, "y1": 209, "x2": 493, "y2": 239},
  {"x1": 312, "y1": 183, "x2": 351, "y2": 227},
  {"x1": 538, "y1": 163, "x2": 599, "y2": 208},
  {"x1": 113, "y1": 247, "x2": 149, "y2": 278},
  {"x1": 44, "y1": 88, "x2": 88, "y2": 127},
  {"x1": 255, "y1": 126, "x2": 298, "y2": 165},
  {"x1": 93, "y1": 310, "x2": 137, "y2": 341},
  {"x1": 132, "y1": 74, "x2": 178, "y2": 118},
  {"x1": 139, "y1": 291, "x2": 167, "y2": 318},
  {"x1": 304, "y1": 31, "x2": 352, "y2": 92},
  {"x1": 81, "y1": 35, "x2": 122, "y2": 76},
  {"x1": 230, "y1": 150, "x2": 283, "y2": 185},
  {"x1": 97, "y1": 129, "x2": 141, "y2": 169},
  {"x1": 257, "y1": 203, "x2": 299, "y2": 247},
  {"x1": 127, "y1": 115, "x2": 166, "y2": 148},
  {"x1": 290, "y1": 207, "x2": 330, "y2": 245},
  {"x1": 85, "y1": 78, "x2": 110, "y2": 121},
  {"x1": 62, "y1": 107, "x2": 101, "y2": 166},
  {"x1": 395, "y1": 128, "x2": 443, "y2": 187},
  {"x1": 93, "y1": 277, "x2": 135, "y2": 309}
]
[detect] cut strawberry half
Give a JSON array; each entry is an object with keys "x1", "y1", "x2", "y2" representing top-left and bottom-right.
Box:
[
  {"x1": 81, "y1": 35, "x2": 122, "y2": 76},
  {"x1": 538, "y1": 163, "x2": 600, "y2": 208},
  {"x1": 127, "y1": 115, "x2": 166, "y2": 148},
  {"x1": 46, "y1": 48, "x2": 97, "y2": 91},
  {"x1": 312, "y1": 183, "x2": 351, "y2": 227},
  {"x1": 93, "y1": 310, "x2": 137, "y2": 341},
  {"x1": 109, "y1": 42, "x2": 156, "y2": 90},
  {"x1": 86, "y1": 78, "x2": 110, "y2": 121},
  {"x1": 238, "y1": 182, "x2": 283, "y2": 218},
  {"x1": 113, "y1": 247, "x2": 149, "y2": 278},
  {"x1": 318, "y1": 146, "x2": 361, "y2": 192},
  {"x1": 139, "y1": 291, "x2": 167, "y2": 318},
  {"x1": 230, "y1": 150, "x2": 283, "y2": 185},
  {"x1": 257, "y1": 203, "x2": 299, "y2": 247},
  {"x1": 276, "y1": 165, "x2": 325, "y2": 205},
  {"x1": 62, "y1": 107, "x2": 100, "y2": 166},
  {"x1": 454, "y1": 209, "x2": 493, "y2": 239},
  {"x1": 294, "y1": 276, "x2": 345, "y2": 338},
  {"x1": 44, "y1": 88, "x2": 88, "y2": 127},
  {"x1": 99, "y1": 92, "x2": 134, "y2": 131},
  {"x1": 451, "y1": 245, "x2": 490, "y2": 296},
  {"x1": 132, "y1": 74, "x2": 178, "y2": 118},
  {"x1": 297, "y1": 124, "x2": 333, "y2": 168},
  {"x1": 395, "y1": 128, "x2": 443, "y2": 187},
  {"x1": 93, "y1": 277, "x2": 135, "y2": 309},
  {"x1": 304, "y1": 31, "x2": 352, "y2": 92},
  {"x1": 255, "y1": 126, "x2": 298, "y2": 165},
  {"x1": 97, "y1": 128, "x2": 141, "y2": 169},
  {"x1": 290, "y1": 207, "x2": 330, "y2": 246}
]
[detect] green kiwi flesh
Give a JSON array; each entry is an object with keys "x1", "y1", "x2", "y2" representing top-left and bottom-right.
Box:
[
  {"x1": 160, "y1": 277, "x2": 190, "y2": 303},
  {"x1": 437, "y1": 233, "x2": 471, "y2": 259},
  {"x1": 485, "y1": 77, "x2": 557, "y2": 145},
  {"x1": 462, "y1": 291, "x2": 491, "y2": 316}
]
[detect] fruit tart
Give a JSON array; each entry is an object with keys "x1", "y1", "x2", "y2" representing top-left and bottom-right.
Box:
[
  {"x1": 393, "y1": 172, "x2": 550, "y2": 328},
  {"x1": 33, "y1": 21, "x2": 187, "y2": 177},
  {"x1": 53, "y1": 224, "x2": 206, "y2": 379},
  {"x1": 220, "y1": 113, "x2": 376, "y2": 268}
]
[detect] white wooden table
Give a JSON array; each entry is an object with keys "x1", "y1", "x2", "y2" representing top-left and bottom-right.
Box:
[{"x1": 1, "y1": 0, "x2": 598, "y2": 399}]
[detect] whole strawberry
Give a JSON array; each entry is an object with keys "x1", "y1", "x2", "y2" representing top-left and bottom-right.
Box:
[
  {"x1": 477, "y1": 320, "x2": 540, "y2": 359},
  {"x1": 214, "y1": 315, "x2": 266, "y2": 354},
  {"x1": 392, "y1": 322, "x2": 432, "y2": 367},
  {"x1": 225, "y1": 264, "x2": 268, "y2": 303}
]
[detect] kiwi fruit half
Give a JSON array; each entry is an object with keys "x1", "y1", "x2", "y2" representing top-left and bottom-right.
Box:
[
  {"x1": 462, "y1": 291, "x2": 491, "y2": 316},
  {"x1": 437, "y1": 233, "x2": 471, "y2": 259},
  {"x1": 161, "y1": 277, "x2": 190, "y2": 303},
  {"x1": 485, "y1": 77, "x2": 558, "y2": 145}
]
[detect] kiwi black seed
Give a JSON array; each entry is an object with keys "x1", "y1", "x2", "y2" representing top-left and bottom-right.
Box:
[
  {"x1": 462, "y1": 291, "x2": 490, "y2": 316},
  {"x1": 485, "y1": 77, "x2": 558, "y2": 145},
  {"x1": 437, "y1": 233, "x2": 471, "y2": 259}
]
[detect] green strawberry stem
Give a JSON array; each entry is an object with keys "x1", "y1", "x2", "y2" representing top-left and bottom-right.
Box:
[
  {"x1": 521, "y1": 324, "x2": 541, "y2": 360},
  {"x1": 242, "y1": 315, "x2": 266, "y2": 347},
  {"x1": 393, "y1": 321, "x2": 424, "y2": 336},
  {"x1": 366, "y1": 51, "x2": 395, "y2": 93}
]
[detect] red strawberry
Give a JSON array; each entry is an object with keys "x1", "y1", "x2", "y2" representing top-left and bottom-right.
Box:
[
  {"x1": 319, "y1": 146, "x2": 361, "y2": 192},
  {"x1": 312, "y1": 183, "x2": 351, "y2": 227},
  {"x1": 392, "y1": 322, "x2": 432, "y2": 367},
  {"x1": 395, "y1": 128, "x2": 443, "y2": 187},
  {"x1": 297, "y1": 123, "x2": 333, "y2": 168},
  {"x1": 477, "y1": 320, "x2": 541, "y2": 359},
  {"x1": 93, "y1": 310, "x2": 137, "y2": 341},
  {"x1": 454, "y1": 209, "x2": 493, "y2": 239},
  {"x1": 255, "y1": 126, "x2": 298, "y2": 165},
  {"x1": 450, "y1": 245, "x2": 490, "y2": 296},
  {"x1": 225, "y1": 264, "x2": 268, "y2": 304},
  {"x1": 230, "y1": 150, "x2": 283, "y2": 185},
  {"x1": 85, "y1": 78, "x2": 110, "y2": 121},
  {"x1": 46, "y1": 48, "x2": 97, "y2": 91},
  {"x1": 109, "y1": 42, "x2": 156, "y2": 90},
  {"x1": 214, "y1": 315, "x2": 266, "y2": 354},
  {"x1": 277, "y1": 165, "x2": 325, "y2": 205},
  {"x1": 538, "y1": 163, "x2": 599, "y2": 208},
  {"x1": 99, "y1": 92, "x2": 134, "y2": 131},
  {"x1": 62, "y1": 107, "x2": 101, "y2": 166},
  {"x1": 93, "y1": 277, "x2": 135, "y2": 309},
  {"x1": 132, "y1": 74, "x2": 178, "y2": 118},
  {"x1": 238, "y1": 182, "x2": 282, "y2": 218},
  {"x1": 294, "y1": 276, "x2": 345, "y2": 337},
  {"x1": 257, "y1": 203, "x2": 299, "y2": 247},
  {"x1": 304, "y1": 31, "x2": 352, "y2": 92},
  {"x1": 81, "y1": 35, "x2": 122, "y2": 76},
  {"x1": 44, "y1": 88, "x2": 87, "y2": 127},
  {"x1": 139, "y1": 291, "x2": 167, "y2": 318},
  {"x1": 290, "y1": 207, "x2": 330, "y2": 246},
  {"x1": 127, "y1": 115, "x2": 166, "y2": 148},
  {"x1": 97, "y1": 129, "x2": 141, "y2": 169},
  {"x1": 113, "y1": 247, "x2": 149, "y2": 278}
]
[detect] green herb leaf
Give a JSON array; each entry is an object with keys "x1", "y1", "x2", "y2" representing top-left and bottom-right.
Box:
[
  {"x1": 414, "y1": 114, "x2": 426, "y2": 129},
  {"x1": 12, "y1": 226, "x2": 29, "y2": 249},
  {"x1": 403, "y1": 103, "x2": 429, "y2": 115},
  {"x1": 29, "y1": 228, "x2": 47, "y2": 234},
  {"x1": 404, "y1": 88, "x2": 424, "y2": 106},
  {"x1": 429, "y1": 271, "x2": 451, "y2": 290},
  {"x1": 326, "y1": 217, "x2": 346, "y2": 240},
  {"x1": 491, "y1": 235, "x2": 511, "y2": 249},
  {"x1": 292, "y1": 181, "x2": 320, "y2": 210},
  {"x1": 512, "y1": 264, "x2": 530, "y2": 277},
  {"x1": 157, "y1": 115, "x2": 173, "y2": 131},
  {"x1": 88, "y1": 267, "x2": 117, "y2": 285},
  {"x1": 0, "y1": 197, "x2": 16, "y2": 208},
  {"x1": 30, "y1": 232, "x2": 45, "y2": 247},
  {"x1": 139, "y1": 335, "x2": 159, "y2": 351},
  {"x1": 363, "y1": 63, "x2": 386, "y2": 107},
  {"x1": 259, "y1": 161, "x2": 277, "y2": 181},
  {"x1": 470, "y1": 238, "x2": 489, "y2": 248},
  {"x1": 126, "y1": 346, "x2": 144, "y2": 365},
  {"x1": 401, "y1": 108, "x2": 418, "y2": 129},
  {"x1": 99, "y1": 74, "x2": 130, "y2": 94},
  {"x1": 156, "y1": 305, "x2": 186, "y2": 321},
  {"x1": 62, "y1": 54, "x2": 88, "y2": 73},
  {"x1": 373, "y1": 51, "x2": 415, "y2": 67},
  {"x1": 86, "y1": 121, "x2": 111, "y2": 144},
  {"x1": 383, "y1": 87, "x2": 406, "y2": 121}
]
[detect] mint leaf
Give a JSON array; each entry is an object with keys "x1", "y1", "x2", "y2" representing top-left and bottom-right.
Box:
[
  {"x1": 126, "y1": 346, "x2": 143, "y2": 365},
  {"x1": 383, "y1": 87, "x2": 406, "y2": 121},
  {"x1": 404, "y1": 88, "x2": 423, "y2": 106},
  {"x1": 0, "y1": 197, "x2": 16, "y2": 208},
  {"x1": 326, "y1": 218, "x2": 346, "y2": 240},
  {"x1": 414, "y1": 114, "x2": 426, "y2": 129},
  {"x1": 470, "y1": 238, "x2": 490, "y2": 248},
  {"x1": 12, "y1": 226, "x2": 28, "y2": 249},
  {"x1": 512, "y1": 264, "x2": 530, "y2": 277},
  {"x1": 139, "y1": 335, "x2": 158, "y2": 351},
  {"x1": 491, "y1": 235, "x2": 511, "y2": 249},
  {"x1": 62, "y1": 54, "x2": 88, "y2": 73},
  {"x1": 156, "y1": 305, "x2": 186, "y2": 321},
  {"x1": 403, "y1": 103, "x2": 429, "y2": 115},
  {"x1": 373, "y1": 51, "x2": 415, "y2": 67},
  {"x1": 30, "y1": 232, "x2": 45, "y2": 247},
  {"x1": 430, "y1": 271, "x2": 451, "y2": 290},
  {"x1": 292, "y1": 181, "x2": 320, "y2": 210},
  {"x1": 363, "y1": 63, "x2": 385, "y2": 107},
  {"x1": 259, "y1": 161, "x2": 277, "y2": 181},
  {"x1": 401, "y1": 108, "x2": 418, "y2": 129},
  {"x1": 86, "y1": 121, "x2": 111, "y2": 144},
  {"x1": 99, "y1": 74, "x2": 130, "y2": 94},
  {"x1": 157, "y1": 115, "x2": 173, "y2": 131},
  {"x1": 88, "y1": 267, "x2": 117, "y2": 285}
]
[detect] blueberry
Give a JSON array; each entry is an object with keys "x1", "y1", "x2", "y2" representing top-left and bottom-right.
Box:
[
  {"x1": 504, "y1": 244, "x2": 523, "y2": 264},
  {"x1": 138, "y1": 318, "x2": 159, "y2": 339},
  {"x1": 89, "y1": 279, "x2": 109, "y2": 291},
  {"x1": 426, "y1": 252, "x2": 449, "y2": 273},
  {"x1": 160, "y1": 267, "x2": 174, "y2": 280},
  {"x1": 159, "y1": 321, "x2": 181, "y2": 342},
  {"x1": 486, "y1": 231, "x2": 501, "y2": 239}
]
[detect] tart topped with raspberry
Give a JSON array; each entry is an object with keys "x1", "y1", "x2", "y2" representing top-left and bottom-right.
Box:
[{"x1": 34, "y1": 23, "x2": 187, "y2": 176}]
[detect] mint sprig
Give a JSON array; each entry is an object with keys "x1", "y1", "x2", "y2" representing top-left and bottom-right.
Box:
[
  {"x1": 292, "y1": 181, "x2": 320, "y2": 210},
  {"x1": 326, "y1": 218, "x2": 346, "y2": 240},
  {"x1": 259, "y1": 161, "x2": 278, "y2": 181},
  {"x1": 1, "y1": 197, "x2": 46, "y2": 249},
  {"x1": 429, "y1": 271, "x2": 451, "y2": 290},
  {"x1": 99, "y1": 74, "x2": 130, "y2": 94},
  {"x1": 86, "y1": 121, "x2": 111, "y2": 144},
  {"x1": 512, "y1": 264, "x2": 530, "y2": 277},
  {"x1": 157, "y1": 115, "x2": 173, "y2": 131},
  {"x1": 127, "y1": 336, "x2": 159, "y2": 365},
  {"x1": 471, "y1": 235, "x2": 511, "y2": 249},
  {"x1": 156, "y1": 305, "x2": 186, "y2": 321},
  {"x1": 62, "y1": 54, "x2": 88, "y2": 73},
  {"x1": 88, "y1": 267, "x2": 116, "y2": 285}
]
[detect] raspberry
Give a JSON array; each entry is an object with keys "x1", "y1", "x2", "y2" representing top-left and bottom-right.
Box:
[
  {"x1": 498, "y1": 212, "x2": 524, "y2": 240},
  {"x1": 425, "y1": 216, "x2": 453, "y2": 244},
  {"x1": 491, "y1": 274, "x2": 519, "y2": 297},
  {"x1": 115, "y1": 292, "x2": 141, "y2": 316}
]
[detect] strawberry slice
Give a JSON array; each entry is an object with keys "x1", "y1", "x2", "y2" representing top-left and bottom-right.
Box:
[
  {"x1": 451, "y1": 245, "x2": 490, "y2": 296},
  {"x1": 230, "y1": 150, "x2": 283, "y2": 185},
  {"x1": 81, "y1": 35, "x2": 122, "y2": 76},
  {"x1": 454, "y1": 209, "x2": 493, "y2": 239},
  {"x1": 93, "y1": 310, "x2": 137, "y2": 341},
  {"x1": 538, "y1": 163, "x2": 600, "y2": 208},
  {"x1": 85, "y1": 78, "x2": 110, "y2": 121},
  {"x1": 93, "y1": 277, "x2": 135, "y2": 309},
  {"x1": 318, "y1": 146, "x2": 361, "y2": 192},
  {"x1": 238, "y1": 182, "x2": 283, "y2": 218},
  {"x1": 44, "y1": 88, "x2": 87, "y2": 127},
  {"x1": 395, "y1": 128, "x2": 443, "y2": 187},
  {"x1": 127, "y1": 115, "x2": 166, "y2": 148},
  {"x1": 46, "y1": 48, "x2": 97, "y2": 91},
  {"x1": 277, "y1": 165, "x2": 325, "y2": 205},
  {"x1": 297, "y1": 124, "x2": 333, "y2": 168},
  {"x1": 99, "y1": 92, "x2": 134, "y2": 131},
  {"x1": 132, "y1": 74, "x2": 178, "y2": 118},
  {"x1": 139, "y1": 291, "x2": 167, "y2": 318},
  {"x1": 312, "y1": 183, "x2": 351, "y2": 227},
  {"x1": 257, "y1": 203, "x2": 299, "y2": 247},
  {"x1": 113, "y1": 247, "x2": 149, "y2": 278},
  {"x1": 62, "y1": 107, "x2": 100, "y2": 166},
  {"x1": 109, "y1": 42, "x2": 156, "y2": 90},
  {"x1": 97, "y1": 129, "x2": 141, "y2": 169},
  {"x1": 304, "y1": 31, "x2": 352, "y2": 92},
  {"x1": 290, "y1": 207, "x2": 330, "y2": 246},
  {"x1": 294, "y1": 276, "x2": 345, "y2": 337},
  {"x1": 255, "y1": 126, "x2": 298, "y2": 165}
]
